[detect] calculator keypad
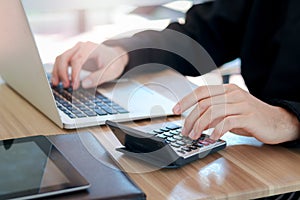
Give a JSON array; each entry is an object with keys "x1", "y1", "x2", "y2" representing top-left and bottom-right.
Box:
[{"x1": 150, "y1": 123, "x2": 224, "y2": 158}]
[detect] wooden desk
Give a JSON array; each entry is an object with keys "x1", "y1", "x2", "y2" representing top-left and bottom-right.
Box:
[{"x1": 1, "y1": 81, "x2": 300, "y2": 200}]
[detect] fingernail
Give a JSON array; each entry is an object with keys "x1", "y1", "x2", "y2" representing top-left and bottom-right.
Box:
[
  {"x1": 173, "y1": 104, "x2": 181, "y2": 114},
  {"x1": 82, "y1": 79, "x2": 92, "y2": 88}
]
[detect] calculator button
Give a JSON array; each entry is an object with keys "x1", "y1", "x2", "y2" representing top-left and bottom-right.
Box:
[
  {"x1": 170, "y1": 130, "x2": 180, "y2": 135},
  {"x1": 173, "y1": 135, "x2": 182, "y2": 140},
  {"x1": 163, "y1": 132, "x2": 173, "y2": 137},
  {"x1": 181, "y1": 147, "x2": 192, "y2": 152},
  {"x1": 156, "y1": 134, "x2": 167, "y2": 139},
  {"x1": 167, "y1": 137, "x2": 176, "y2": 143},
  {"x1": 193, "y1": 143, "x2": 204, "y2": 148},
  {"x1": 176, "y1": 140, "x2": 185, "y2": 146},
  {"x1": 154, "y1": 129, "x2": 164, "y2": 134},
  {"x1": 160, "y1": 128, "x2": 169, "y2": 132},
  {"x1": 165, "y1": 123, "x2": 182, "y2": 130},
  {"x1": 171, "y1": 143, "x2": 181, "y2": 148}
]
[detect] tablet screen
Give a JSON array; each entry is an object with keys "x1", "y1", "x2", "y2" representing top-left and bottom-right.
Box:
[{"x1": 0, "y1": 136, "x2": 90, "y2": 199}]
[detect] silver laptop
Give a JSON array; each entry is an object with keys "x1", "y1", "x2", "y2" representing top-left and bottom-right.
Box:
[{"x1": 0, "y1": 0, "x2": 176, "y2": 129}]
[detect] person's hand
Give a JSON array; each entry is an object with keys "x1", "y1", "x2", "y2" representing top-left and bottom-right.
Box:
[
  {"x1": 52, "y1": 41, "x2": 129, "y2": 89},
  {"x1": 173, "y1": 84, "x2": 300, "y2": 144}
]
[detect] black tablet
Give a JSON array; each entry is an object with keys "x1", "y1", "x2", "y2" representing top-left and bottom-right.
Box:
[{"x1": 0, "y1": 135, "x2": 90, "y2": 200}]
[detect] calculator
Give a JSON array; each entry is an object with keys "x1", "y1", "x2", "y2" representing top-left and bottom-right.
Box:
[{"x1": 106, "y1": 120, "x2": 226, "y2": 168}]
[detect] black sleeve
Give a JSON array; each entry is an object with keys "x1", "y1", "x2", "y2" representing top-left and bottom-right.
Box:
[{"x1": 104, "y1": 0, "x2": 252, "y2": 76}]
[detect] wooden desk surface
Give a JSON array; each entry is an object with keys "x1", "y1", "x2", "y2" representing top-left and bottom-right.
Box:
[{"x1": 1, "y1": 82, "x2": 300, "y2": 200}]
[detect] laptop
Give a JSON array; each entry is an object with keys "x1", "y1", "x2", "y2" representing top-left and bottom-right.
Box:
[{"x1": 0, "y1": 0, "x2": 176, "y2": 129}]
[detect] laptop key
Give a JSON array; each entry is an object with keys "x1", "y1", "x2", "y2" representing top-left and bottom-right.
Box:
[
  {"x1": 54, "y1": 87, "x2": 128, "y2": 119},
  {"x1": 94, "y1": 108, "x2": 107, "y2": 116},
  {"x1": 66, "y1": 113, "x2": 76, "y2": 118},
  {"x1": 116, "y1": 108, "x2": 129, "y2": 114},
  {"x1": 83, "y1": 111, "x2": 97, "y2": 117},
  {"x1": 74, "y1": 113, "x2": 86, "y2": 118},
  {"x1": 101, "y1": 106, "x2": 118, "y2": 114}
]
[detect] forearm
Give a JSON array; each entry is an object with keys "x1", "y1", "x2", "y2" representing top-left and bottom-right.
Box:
[{"x1": 103, "y1": 27, "x2": 215, "y2": 77}]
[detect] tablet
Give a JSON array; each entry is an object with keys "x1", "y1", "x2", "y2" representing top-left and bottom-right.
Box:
[{"x1": 0, "y1": 135, "x2": 90, "y2": 200}]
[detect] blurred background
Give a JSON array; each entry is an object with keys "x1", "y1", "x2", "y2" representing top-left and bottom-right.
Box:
[
  {"x1": 22, "y1": 0, "x2": 202, "y2": 63},
  {"x1": 22, "y1": 0, "x2": 200, "y2": 36},
  {"x1": 20, "y1": 0, "x2": 243, "y2": 88}
]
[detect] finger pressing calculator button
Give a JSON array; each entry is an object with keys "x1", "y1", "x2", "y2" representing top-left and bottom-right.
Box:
[{"x1": 182, "y1": 137, "x2": 193, "y2": 145}]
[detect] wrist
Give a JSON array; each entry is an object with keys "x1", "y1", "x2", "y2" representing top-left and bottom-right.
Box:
[{"x1": 277, "y1": 107, "x2": 300, "y2": 143}]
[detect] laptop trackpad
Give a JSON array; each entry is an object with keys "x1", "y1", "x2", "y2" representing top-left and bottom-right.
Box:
[{"x1": 97, "y1": 79, "x2": 175, "y2": 115}]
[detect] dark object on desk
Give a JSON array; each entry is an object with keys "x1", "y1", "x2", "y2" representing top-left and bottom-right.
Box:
[
  {"x1": 3, "y1": 139, "x2": 14, "y2": 150},
  {"x1": 0, "y1": 135, "x2": 90, "y2": 200},
  {"x1": 48, "y1": 132, "x2": 146, "y2": 200},
  {"x1": 106, "y1": 120, "x2": 226, "y2": 169}
]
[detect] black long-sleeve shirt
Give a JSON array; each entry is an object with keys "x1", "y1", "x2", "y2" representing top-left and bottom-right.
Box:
[{"x1": 104, "y1": 0, "x2": 300, "y2": 143}]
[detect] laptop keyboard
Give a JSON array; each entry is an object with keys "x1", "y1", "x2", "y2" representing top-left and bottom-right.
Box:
[
  {"x1": 52, "y1": 86, "x2": 129, "y2": 119},
  {"x1": 149, "y1": 123, "x2": 224, "y2": 158}
]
